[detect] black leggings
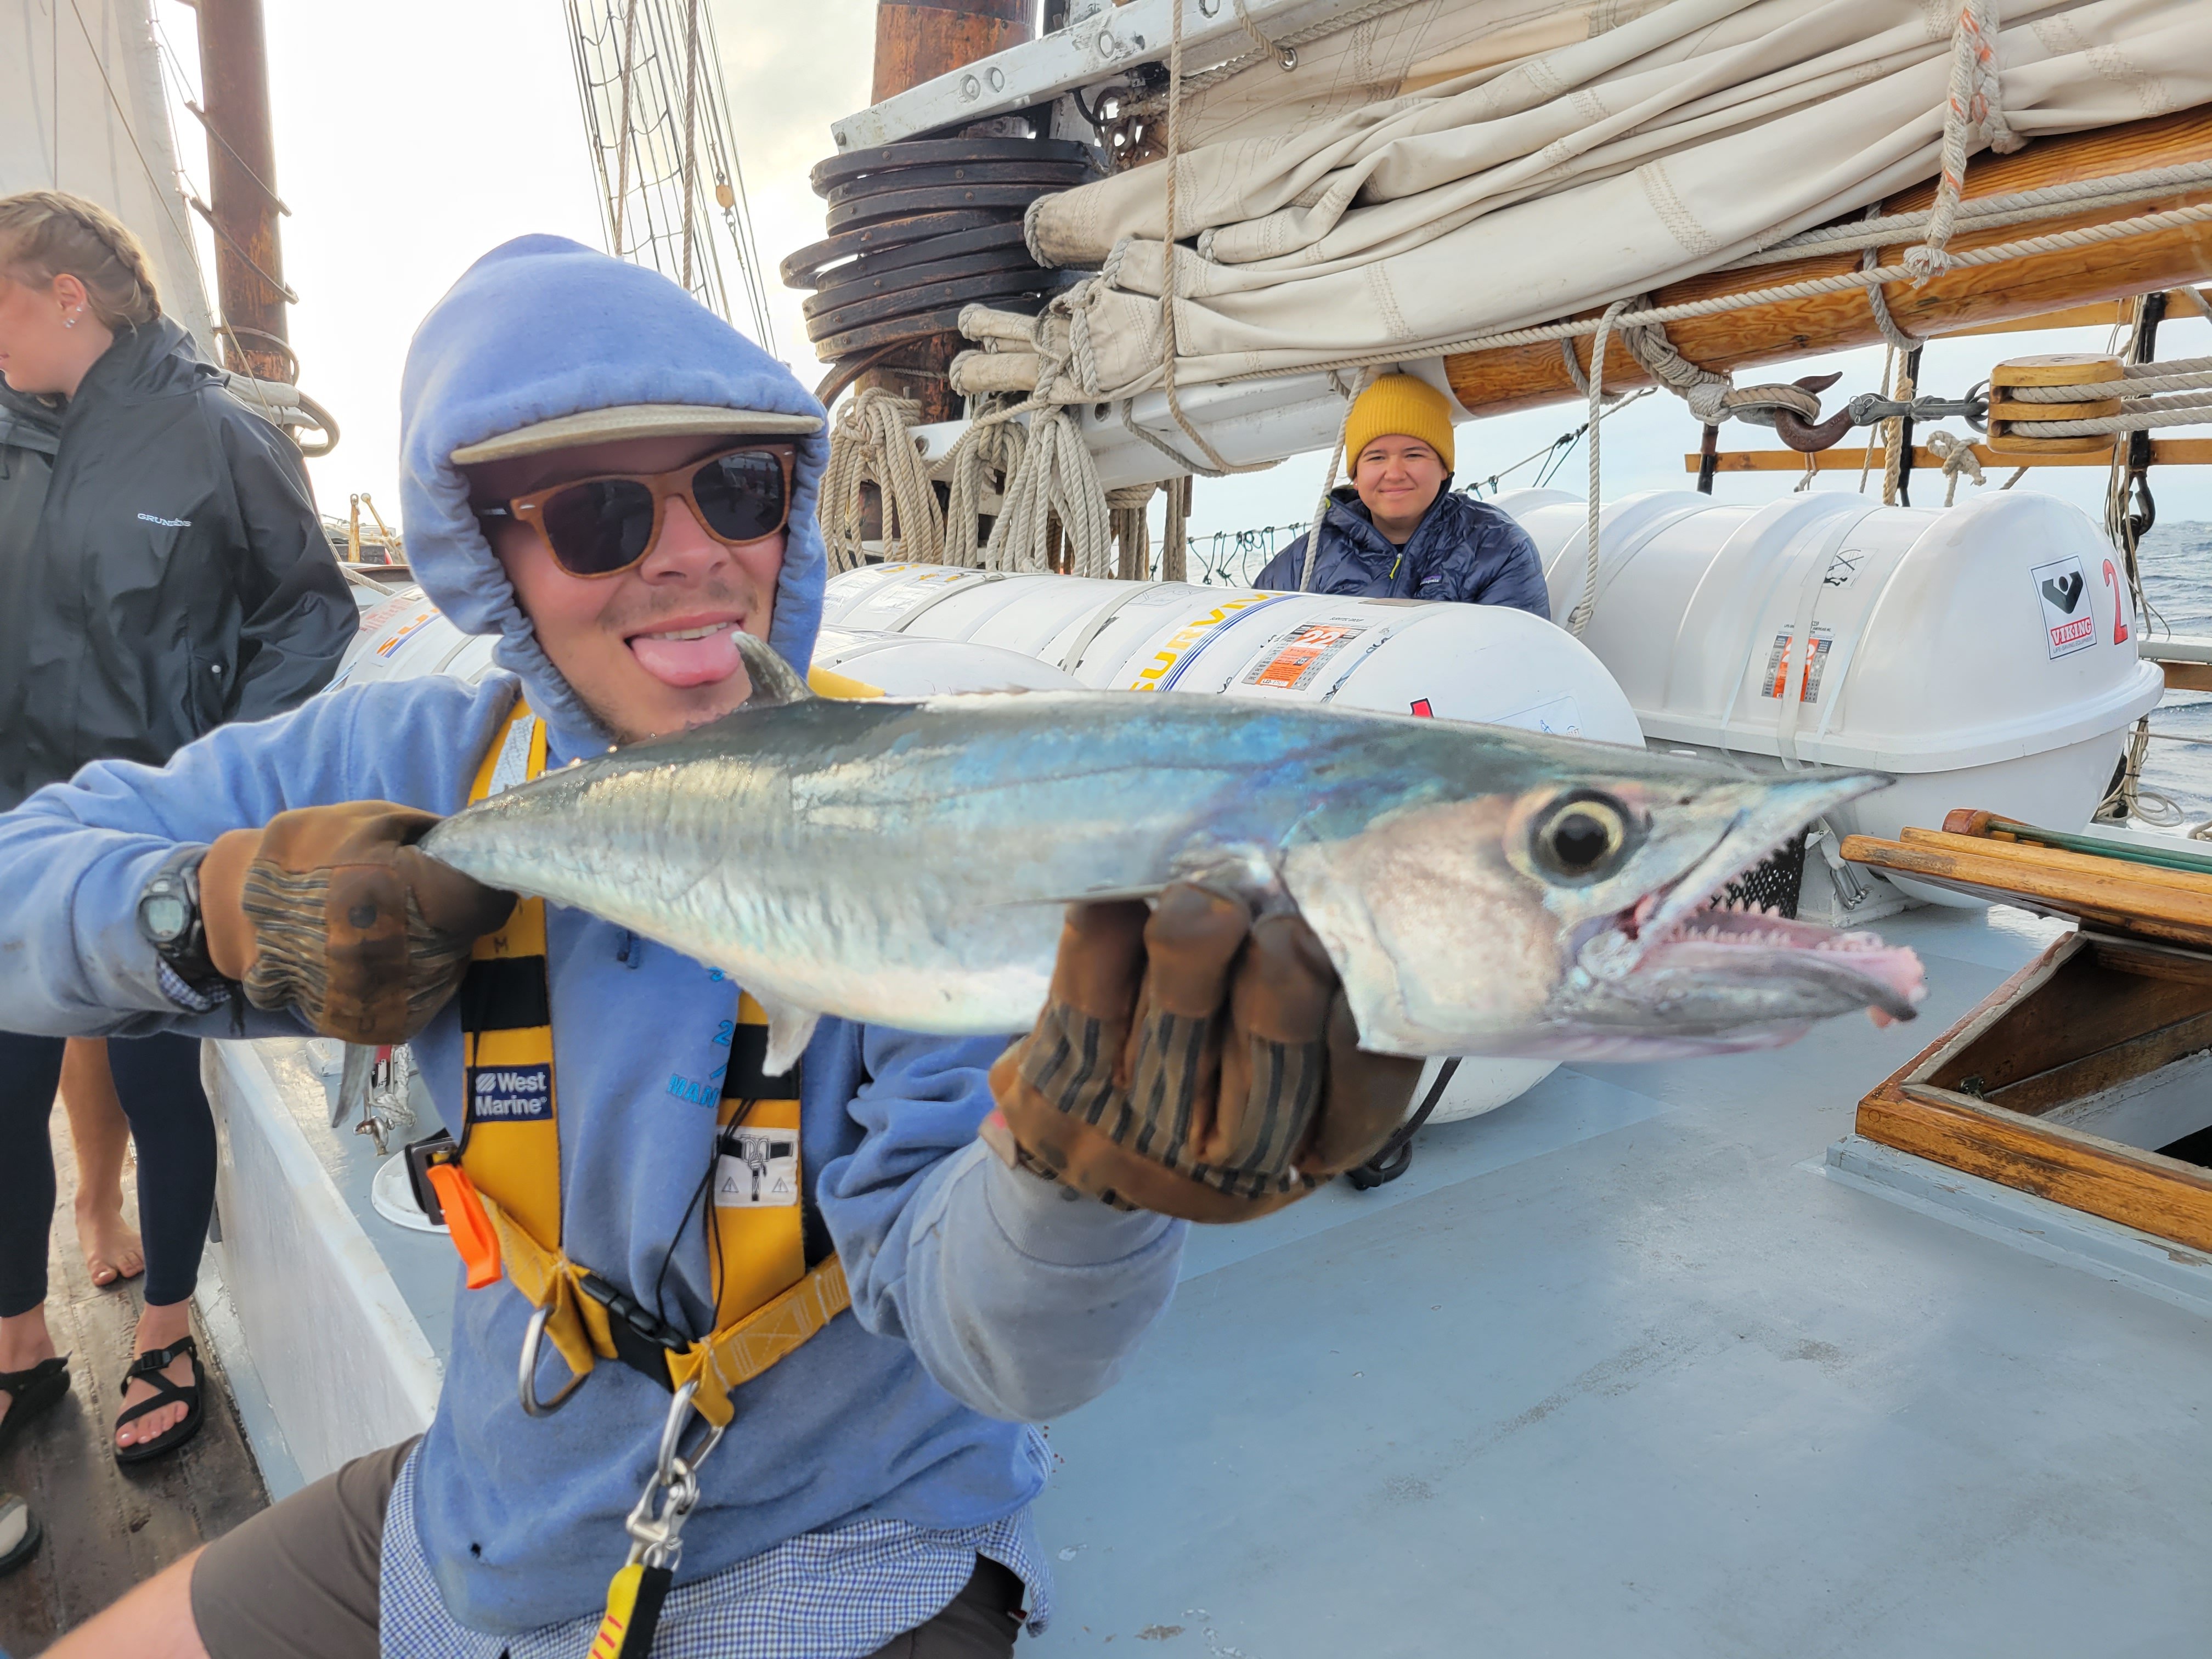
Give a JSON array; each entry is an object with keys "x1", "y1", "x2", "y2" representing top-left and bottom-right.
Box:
[{"x1": 0, "y1": 1030, "x2": 217, "y2": 1317}]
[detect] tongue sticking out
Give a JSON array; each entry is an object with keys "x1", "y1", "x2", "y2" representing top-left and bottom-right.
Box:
[{"x1": 629, "y1": 624, "x2": 744, "y2": 689}]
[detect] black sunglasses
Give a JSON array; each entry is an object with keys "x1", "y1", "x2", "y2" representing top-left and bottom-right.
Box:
[{"x1": 478, "y1": 443, "x2": 795, "y2": 578}]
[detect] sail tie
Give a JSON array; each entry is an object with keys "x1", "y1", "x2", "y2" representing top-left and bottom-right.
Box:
[{"x1": 1905, "y1": 1, "x2": 2025, "y2": 281}]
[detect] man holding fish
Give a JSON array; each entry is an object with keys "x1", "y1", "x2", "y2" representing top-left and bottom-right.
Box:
[{"x1": 0, "y1": 236, "x2": 1921, "y2": 1658}]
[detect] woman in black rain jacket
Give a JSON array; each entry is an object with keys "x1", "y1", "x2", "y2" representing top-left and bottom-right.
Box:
[
  {"x1": 0, "y1": 190, "x2": 351, "y2": 1477},
  {"x1": 0, "y1": 207, "x2": 352, "y2": 808}
]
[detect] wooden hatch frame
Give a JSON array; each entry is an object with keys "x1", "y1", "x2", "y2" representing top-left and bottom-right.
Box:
[{"x1": 1847, "y1": 830, "x2": 2212, "y2": 1254}]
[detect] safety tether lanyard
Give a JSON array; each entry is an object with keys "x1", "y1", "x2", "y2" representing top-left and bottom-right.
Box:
[{"x1": 421, "y1": 696, "x2": 855, "y2": 1658}]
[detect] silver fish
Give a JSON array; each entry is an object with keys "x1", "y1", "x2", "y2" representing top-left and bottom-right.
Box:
[{"x1": 421, "y1": 634, "x2": 1925, "y2": 1072}]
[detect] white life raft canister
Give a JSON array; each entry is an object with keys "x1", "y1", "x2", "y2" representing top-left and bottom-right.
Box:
[{"x1": 1504, "y1": 489, "x2": 2166, "y2": 906}]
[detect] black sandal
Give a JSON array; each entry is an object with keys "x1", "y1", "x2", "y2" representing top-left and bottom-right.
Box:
[
  {"x1": 0, "y1": 1491, "x2": 40, "y2": 1576},
  {"x1": 114, "y1": 1335, "x2": 203, "y2": 1465},
  {"x1": 0, "y1": 1355, "x2": 70, "y2": 1455}
]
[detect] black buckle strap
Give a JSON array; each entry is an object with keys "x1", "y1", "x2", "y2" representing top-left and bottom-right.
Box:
[
  {"x1": 577, "y1": 1272, "x2": 687, "y2": 1392},
  {"x1": 404, "y1": 1129, "x2": 459, "y2": 1225}
]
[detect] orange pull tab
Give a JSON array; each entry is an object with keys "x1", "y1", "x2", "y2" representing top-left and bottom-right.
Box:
[{"x1": 425, "y1": 1163, "x2": 503, "y2": 1289}]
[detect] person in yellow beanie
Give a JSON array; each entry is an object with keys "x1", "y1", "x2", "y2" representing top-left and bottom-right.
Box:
[{"x1": 1255, "y1": 374, "x2": 1550, "y2": 617}]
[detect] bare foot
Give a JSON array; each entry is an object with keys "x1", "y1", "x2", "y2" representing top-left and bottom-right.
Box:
[
  {"x1": 116, "y1": 1304, "x2": 195, "y2": 1452},
  {"x1": 77, "y1": 1201, "x2": 145, "y2": 1289}
]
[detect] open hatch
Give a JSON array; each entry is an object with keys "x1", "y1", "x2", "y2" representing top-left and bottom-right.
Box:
[{"x1": 1844, "y1": 815, "x2": 2212, "y2": 1254}]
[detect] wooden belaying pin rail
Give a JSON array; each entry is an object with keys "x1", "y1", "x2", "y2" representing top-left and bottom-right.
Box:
[{"x1": 1683, "y1": 437, "x2": 2212, "y2": 472}]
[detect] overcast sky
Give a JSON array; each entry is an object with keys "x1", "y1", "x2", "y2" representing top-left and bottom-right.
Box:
[{"x1": 150, "y1": 0, "x2": 2212, "y2": 550}]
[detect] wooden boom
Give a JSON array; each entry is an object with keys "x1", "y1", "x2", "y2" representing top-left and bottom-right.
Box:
[{"x1": 1444, "y1": 109, "x2": 2212, "y2": 418}]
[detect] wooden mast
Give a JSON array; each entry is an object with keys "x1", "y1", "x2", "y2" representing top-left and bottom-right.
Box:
[
  {"x1": 864, "y1": 0, "x2": 1033, "y2": 422},
  {"x1": 1443, "y1": 109, "x2": 2212, "y2": 420},
  {"x1": 194, "y1": 0, "x2": 292, "y2": 384}
]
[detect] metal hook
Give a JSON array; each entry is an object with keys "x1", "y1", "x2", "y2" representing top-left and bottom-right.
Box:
[
  {"x1": 622, "y1": 1380, "x2": 726, "y2": 1571},
  {"x1": 517, "y1": 1304, "x2": 587, "y2": 1418},
  {"x1": 1770, "y1": 373, "x2": 1854, "y2": 453}
]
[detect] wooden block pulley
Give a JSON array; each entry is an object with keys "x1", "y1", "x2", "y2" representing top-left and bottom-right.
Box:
[{"x1": 1986, "y1": 353, "x2": 2123, "y2": 456}]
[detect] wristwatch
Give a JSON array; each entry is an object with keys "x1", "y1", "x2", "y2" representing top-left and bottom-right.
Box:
[{"x1": 137, "y1": 845, "x2": 220, "y2": 986}]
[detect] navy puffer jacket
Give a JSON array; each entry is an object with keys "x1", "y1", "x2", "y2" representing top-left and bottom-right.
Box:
[{"x1": 1255, "y1": 485, "x2": 1551, "y2": 618}]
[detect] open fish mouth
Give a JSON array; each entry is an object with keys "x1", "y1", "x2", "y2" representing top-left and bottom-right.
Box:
[
  {"x1": 1621, "y1": 901, "x2": 1926, "y2": 1022},
  {"x1": 1576, "y1": 770, "x2": 1926, "y2": 1030}
]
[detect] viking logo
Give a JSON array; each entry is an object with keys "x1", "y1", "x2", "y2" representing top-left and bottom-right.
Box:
[{"x1": 2040, "y1": 571, "x2": 2084, "y2": 613}]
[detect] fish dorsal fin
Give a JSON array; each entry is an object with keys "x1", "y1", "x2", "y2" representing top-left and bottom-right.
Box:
[{"x1": 734, "y1": 630, "x2": 815, "y2": 708}]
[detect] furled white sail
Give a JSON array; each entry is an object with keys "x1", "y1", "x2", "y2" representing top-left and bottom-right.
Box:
[
  {"x1": 2, "y1": 0, "x2": 217, "y2": 353},
  {"x1": 963, "y1": 0, "x2": 2212, "y2": 401}
]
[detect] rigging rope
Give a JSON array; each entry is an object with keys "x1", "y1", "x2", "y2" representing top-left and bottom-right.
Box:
[
  {"x1": 1216, "y1": 198, "x2": 2212, "y2": 388},
  {"x1": 1861, "y1": 204, "x2": 1925, "y2": 354},
  {"x1": 1109, "y1": 483, "x2": 1157, "y2": 580},
  {"x1": 2003, "y1": 356, "x2": 2212, "y2": 400},
  {"x1": 1882, "y1": 351, "x2": 1915, "y2": 507},
  {"x1": 1296, "y1": 368, "x2": 1368, "y2": 591},
  {"x1": 1567, "y1": 300, "x2": 1634, "y2": 638},
  {"x1": 1724, "y1": 159, "x2": 2212, "y2": 270},
  {"x1": 821, "y1": 388, "x2": 944, "y2": 573},
  {"x1": 2001, "y1": 353, "x2": 2212, "y2": 437},
  {"x1": 1924, "y1": 430, "x2": 1984, "y2": 505},
  {"x1": 985, "y1": 404, "x2": 1114, "y2": 575},
  {"x1": 1229, "y1": 0, "x2": 1297, "y2": 71},
  {"x1": 940, "y1": 403, "x2": 1026, "y2": 568},
  {"x1": 1906, "y1": 0, "x2": 2024, "y2": 282}
]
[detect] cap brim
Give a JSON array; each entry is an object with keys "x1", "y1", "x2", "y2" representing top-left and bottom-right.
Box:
[{"x1": 450, "y1": 403, "x2": 823, "y2": 466}]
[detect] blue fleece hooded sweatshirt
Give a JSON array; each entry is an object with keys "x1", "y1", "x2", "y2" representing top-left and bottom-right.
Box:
[{"x1": 0, "y1": 238, "x2": 1183, "y2": 1638}]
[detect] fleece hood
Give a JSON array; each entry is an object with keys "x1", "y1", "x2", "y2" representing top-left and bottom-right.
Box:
[{"x1": 398, "y1": 235, "x2": 828, "y2": 736}]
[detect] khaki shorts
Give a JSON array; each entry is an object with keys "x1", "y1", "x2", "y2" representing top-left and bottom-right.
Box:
[{"x1": 190, "y1": 1438, "x2": 1024, "y2": 1659}]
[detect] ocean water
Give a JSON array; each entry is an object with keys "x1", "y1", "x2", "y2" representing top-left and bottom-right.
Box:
[{"x1": 2137, "y1": 521, "x2": 2212, "y2": 822}]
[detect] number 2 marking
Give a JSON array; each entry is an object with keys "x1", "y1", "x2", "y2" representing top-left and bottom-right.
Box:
[{"x1": 2103, "y1": 558, "x2": 2131, "y2": 645}]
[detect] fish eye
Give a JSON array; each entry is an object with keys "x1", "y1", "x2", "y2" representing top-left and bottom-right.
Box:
[{"x1": 1531, "y1": 792, "x2": 1633, "y2": 882}]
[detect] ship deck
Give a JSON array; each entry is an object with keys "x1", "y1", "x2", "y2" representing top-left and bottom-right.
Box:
[{"x1": 12, "y1": 898, "x2": 2210, "y2": 1654}]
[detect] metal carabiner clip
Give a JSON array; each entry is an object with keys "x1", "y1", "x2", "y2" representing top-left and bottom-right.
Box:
[
  {"x1": 517, "y1": 1302, "x2": 588, "y2": 1418},
  {"x1": 622, "y1": 1380, "x2": 726, "y2": 1572}
]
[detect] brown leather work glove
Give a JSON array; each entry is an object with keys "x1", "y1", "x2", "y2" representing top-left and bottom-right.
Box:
[
  {"x1": 199, "y1": 803, "x2": 516, "y2": 1044},
  {"x1": 984, "y1": 884, "x2": 1424, "y2": 1222}
]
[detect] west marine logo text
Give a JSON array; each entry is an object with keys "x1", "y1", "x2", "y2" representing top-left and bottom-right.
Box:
[{"x1": 468, "y1": 1063, "x2": 554, "y2": 1122}]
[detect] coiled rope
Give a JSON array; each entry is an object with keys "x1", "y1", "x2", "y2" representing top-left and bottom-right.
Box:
[
  {"x1": 941, "y1": 404, "x2": 1026, "y2": 567},
  {"x1": 821, "y1": 388, "x2": 944, "y2": 573},
  {"x1": 1108, "y1": 483, "x2": 1157, "y2": 580},
  {"x1": 983, "y1": 403, "x2": 1115, "y2": 575}
]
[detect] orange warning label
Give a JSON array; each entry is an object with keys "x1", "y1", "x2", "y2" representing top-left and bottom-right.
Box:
[{"x1": 1244, "y1": 622, "x2": 1370, "y2": 692}]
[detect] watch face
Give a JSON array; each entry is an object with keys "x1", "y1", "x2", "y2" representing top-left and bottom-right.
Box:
[{"x1": 143, "y1": 893, "x2": 189, "y2": 943}]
